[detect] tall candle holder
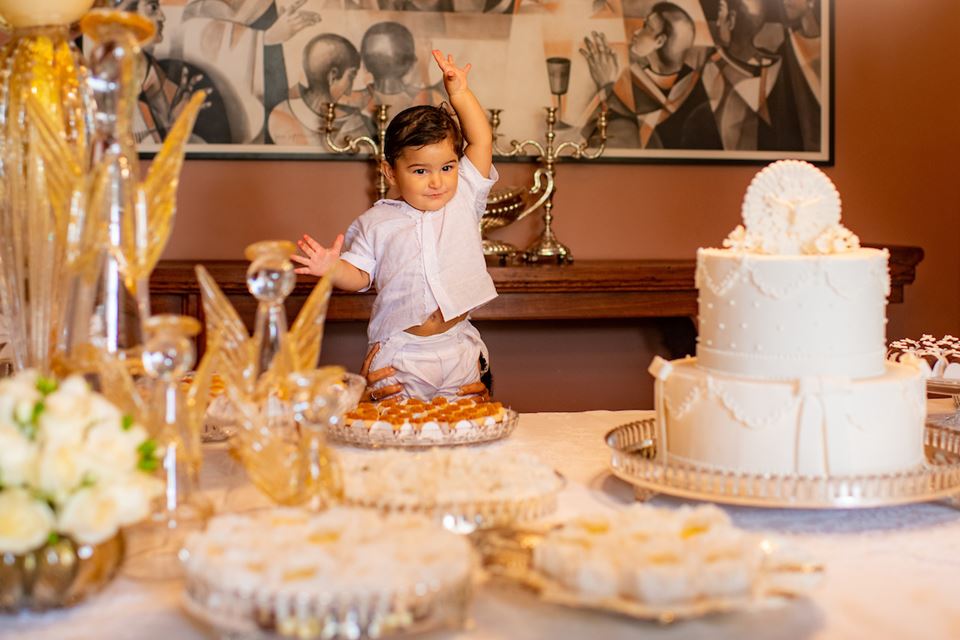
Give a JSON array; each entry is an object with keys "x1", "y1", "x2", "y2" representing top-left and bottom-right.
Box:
[
  {"x1": 323, "y1": 103, "x2": 390, "y2": 201},
  {"x1": 124, "y1": 314, "x2": 216, "y2": 580},
  {"x1": 489, "y1": 104, "x2": 606, "y2": 263}
]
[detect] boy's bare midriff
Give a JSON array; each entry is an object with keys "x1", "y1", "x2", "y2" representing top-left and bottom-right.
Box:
[{"x1": 404, "y1": 308, "x2": 468, "y2": 337}]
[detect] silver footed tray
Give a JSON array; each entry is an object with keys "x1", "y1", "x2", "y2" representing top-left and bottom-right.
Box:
[{"x1": 607, "y1": 418, "x2": 960, "y2": 509}]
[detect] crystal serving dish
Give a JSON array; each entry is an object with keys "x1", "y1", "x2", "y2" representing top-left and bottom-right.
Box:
[
  {"x1": 327, "y1": 408, "x2": 519, "y2": 449},
  {"x1": 342, "y1": 449, "x2": 564, "y2": 533},
  {"x1": 606, "y1": 418, "x2": 960, "y2": 509},
  {"x1": 476, "y1": 525, "x2": 822, "y2": 624},
  {"x1": 181, "y1": 508, "x2": 473, "y2": 639}
]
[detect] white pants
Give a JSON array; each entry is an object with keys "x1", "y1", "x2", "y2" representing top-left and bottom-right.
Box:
[{"x1": 370, "y1": 321, "x2": 487, "y2": 401}]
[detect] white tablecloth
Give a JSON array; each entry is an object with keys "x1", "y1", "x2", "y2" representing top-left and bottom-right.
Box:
[{"x1": 5, "y1": 404, "x2": 960, "y2": 640}]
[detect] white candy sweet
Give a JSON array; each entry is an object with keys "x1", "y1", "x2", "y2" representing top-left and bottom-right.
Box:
[{"x1": 533, "y1": 505, "x2": 768, "y2": 607}]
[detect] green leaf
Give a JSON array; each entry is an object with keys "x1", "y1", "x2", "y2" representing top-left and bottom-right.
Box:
[
  {"x1": 30, "y1": 401, "x2": 45, "y2": 424},
  {"x1": 137, "y1": 439, "x2": 159, "y2": 473},
  {"x1": 137, "y1": 439, "x2": 157, "y2": 458},
  {"x1": 121, "y1": 414, "x2": 135, "y2": 431},
  {"x1": 137, "y1": 457, "x2": 159, "y2": 472},
  {"x1": 47, "y1": 532, "x2": 60, "y2": 546},
  {"x1": 36, "y1": 377, "x2": 58, "y2": 395}
]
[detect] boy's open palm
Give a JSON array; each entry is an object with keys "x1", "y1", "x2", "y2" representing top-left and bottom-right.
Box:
[
  {"x1": 293, "y1": 233, "x2": 342, "y2": 276},
  {"x1": 432, "y1": 50, "x2": 471, "y2": 97}
]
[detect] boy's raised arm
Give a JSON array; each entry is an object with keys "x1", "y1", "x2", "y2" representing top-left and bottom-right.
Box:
[{"x1": 432, "y1": 50, "x2": 493, "y2": 178}]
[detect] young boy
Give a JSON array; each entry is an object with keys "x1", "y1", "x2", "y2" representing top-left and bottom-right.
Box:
[{"x1": 293, "y1": 50, "x2": 496, "y2": 401}]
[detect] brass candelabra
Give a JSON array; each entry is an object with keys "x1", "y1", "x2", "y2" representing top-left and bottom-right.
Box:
[
  {"x1": 323, "y1": 103, "x2": 390, "y2": 202},
  {"x1": 489, "y1": 105, "x2": 607, "y2": 263}
]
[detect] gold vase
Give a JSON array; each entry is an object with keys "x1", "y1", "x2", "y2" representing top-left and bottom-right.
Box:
[
  {"x1": 0, "y1": 9, "x2": 92, "y2": 373},
  {"x1": 0, "y1": 533, "x2": 123, "y2": 611}
]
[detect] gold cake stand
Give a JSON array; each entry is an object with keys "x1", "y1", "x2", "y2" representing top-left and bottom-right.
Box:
[{"x1": 606, "y1": 418, "x2": 960, "y2": 509}]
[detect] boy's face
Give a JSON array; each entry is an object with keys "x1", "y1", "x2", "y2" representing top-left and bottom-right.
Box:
[{"x1": 382, "y1": 137, "x2": 459, "y2": 212}]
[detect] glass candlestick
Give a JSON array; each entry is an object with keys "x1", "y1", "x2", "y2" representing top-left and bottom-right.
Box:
[
  {"x1": 124, "y1": 314, "x2": 213, "y2": 580},
  {"x1": 245, "y1": 240, "x2": 297, "y2": 378}
]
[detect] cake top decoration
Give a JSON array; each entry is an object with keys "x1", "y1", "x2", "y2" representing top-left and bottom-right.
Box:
[{"x1": 725, "y1": 160, "x2": 856, "y2": 255}]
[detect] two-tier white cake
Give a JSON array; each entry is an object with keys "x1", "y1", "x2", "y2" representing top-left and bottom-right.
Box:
[{"x1": 650, "y1": 161, "x2": 927, "y2": 477}]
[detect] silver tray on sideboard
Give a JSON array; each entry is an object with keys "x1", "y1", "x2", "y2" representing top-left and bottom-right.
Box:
[{"x1": 606, "y1": 418, "x2": 960, "y2": 509}]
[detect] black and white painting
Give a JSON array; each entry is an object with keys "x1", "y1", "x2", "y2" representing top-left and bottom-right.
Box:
[{"x1": 128, "y1": 0, "x2": 831, "y2": 162}]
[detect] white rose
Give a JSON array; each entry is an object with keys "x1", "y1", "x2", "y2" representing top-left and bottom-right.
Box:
[
  {"x1": 87, "y1": 393, "x2": 122, "y2": 424},
  {"x1": 81, "y1": 421, "x2": 148, "y2": 480},
  {"x1": 0, "y1": 369, "x2": 40, "y2": 401},
  {"x1": 108, "y1": 472, "x2": 162, "y2": 526},
  {"x1": 0, "y1": 488, "x2": 55, "y2": 554},
  {"x1": 39, "y1": 391, "x2": 92, "y2": 445},
  {"x1": 37, "y1": 441, "x2": 88, "y2": 505},
  {"x1": 57, "y1": 486, "x2": 121, "y2": 545},
  {"x1": 57, "y1": 375, "x2": 89, "y2": 396},
  {"x1": 0, "y1": 425, "x2": 38, "y2": 486}
]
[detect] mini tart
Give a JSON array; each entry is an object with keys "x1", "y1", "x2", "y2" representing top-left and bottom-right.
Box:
[{"x1": 344, "y1": 398, "x2": 508, "y2": 434}]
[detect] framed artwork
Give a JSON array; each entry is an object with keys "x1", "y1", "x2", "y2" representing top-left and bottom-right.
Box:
[{"x1": 127, "y1": 0, "x2": 832, "y2": 163}]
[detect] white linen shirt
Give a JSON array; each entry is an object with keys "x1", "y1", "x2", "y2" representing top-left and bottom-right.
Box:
[{"x1": 340, "y1": 155, "x2": 499, "y2": 346}]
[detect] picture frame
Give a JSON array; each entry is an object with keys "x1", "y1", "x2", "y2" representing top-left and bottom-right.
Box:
[{"x1": 126, "y1": 0, "x2": 832, "y2": 163}]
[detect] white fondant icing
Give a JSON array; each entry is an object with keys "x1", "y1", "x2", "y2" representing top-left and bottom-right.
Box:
[
  {"x1": 655, "y1": 358, "x2": 925, "y2": 477},
  {"x1": 697, "y1": 248, "x2": 889, "y2": 379}
]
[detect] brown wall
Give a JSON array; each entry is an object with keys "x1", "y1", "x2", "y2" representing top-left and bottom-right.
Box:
[{"x1": 161, "y1": 1, "x2": 960, "y2": 411}]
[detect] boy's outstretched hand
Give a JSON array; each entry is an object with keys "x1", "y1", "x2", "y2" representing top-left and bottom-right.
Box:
[
  {"x1": 432, "y1": 49, "x2": 471, "y2": 98},
  {"x1": 293, "y1": 233, "x2": 342, "y2": 277}
]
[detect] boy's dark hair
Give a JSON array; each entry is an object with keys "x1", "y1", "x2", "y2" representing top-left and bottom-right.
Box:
[{"x1": 383, "y1": 105, "x2": 464, "y2": 166}]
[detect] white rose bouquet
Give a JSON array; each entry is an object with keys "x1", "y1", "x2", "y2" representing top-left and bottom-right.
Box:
[{"x1": 0, "y1": 370, "x2": 162, "y2": 554}]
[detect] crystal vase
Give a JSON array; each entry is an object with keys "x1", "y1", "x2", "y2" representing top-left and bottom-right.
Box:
[
  {"x1": 0, "y1": 0, "x2": 95, "y2": 374},
  {"x1": 31, "y1": 9, "x2": 207, "y2": 429},
  {"x1": 0, "y1": 533, "x2": 123, "y2": 612}
]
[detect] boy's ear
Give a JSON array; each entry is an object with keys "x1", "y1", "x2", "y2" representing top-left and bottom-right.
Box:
[{"x1": 380, "y1": 160, "x2": 396, "y2": 186}]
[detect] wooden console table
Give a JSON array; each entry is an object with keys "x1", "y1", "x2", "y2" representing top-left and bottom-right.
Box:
[{"x1": 150, "y1": 244, "x2": 923, "y2": 351}]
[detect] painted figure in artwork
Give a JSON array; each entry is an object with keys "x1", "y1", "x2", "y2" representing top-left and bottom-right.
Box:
[
  {"x1": 699, "y1": 0, "x2": 815, "y2": 151},
  {"x1": 294, "y1": 51, "x2": 495, "y2": 401},
  {"x1": 357, "y1": 22, "x2": 436, "y2": 114},
  {"x1": 776, "y1": 0, "x2": 821, "y2": 150},
  {"x1": 179, "y1": 0, "x2": 322, "y2": 142},
  {"x1": 580, "y1": 1, "x2": 720, "y2": 149},
  {"x1": 268, "y1": 33, "x2": 375, "y2": 146},
  {"x1": 132, "y1": 0, "x2": 232, "y2": 143}
]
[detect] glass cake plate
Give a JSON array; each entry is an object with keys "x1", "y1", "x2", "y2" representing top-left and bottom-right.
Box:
[
  {"x1": 606, "y1": 418, "x2": 960, "y2": 509},
  {"x1": 183, "y1": 574, "x2": 471, "y2": 640},
  {"x1": 180, "y1": 508, "x2": 473, "y2": 640},
  {"x1": 342, "y1": 450, "x2": 565, "y2": 534},
  {"x1": 475, "y1": 527, "x2": 822, "y2": 624},
  {"x1": 327, "y1": 408, "x2": 519, "y2": 449}
]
